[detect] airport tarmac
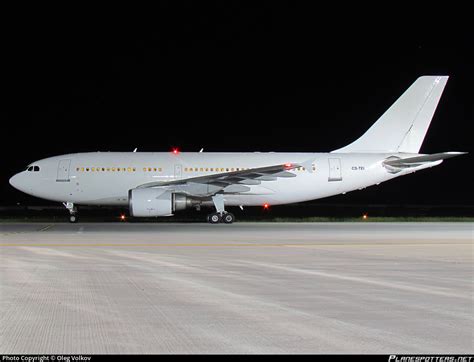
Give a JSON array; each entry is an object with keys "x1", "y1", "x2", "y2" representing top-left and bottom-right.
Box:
[{"x1": 0, "y1": 222, "x2": 472, "y2": 354}]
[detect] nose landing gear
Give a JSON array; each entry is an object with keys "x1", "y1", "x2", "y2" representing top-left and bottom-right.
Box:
[{"x1": 63, "y1": 202, "x2": 78, "y2": 223}]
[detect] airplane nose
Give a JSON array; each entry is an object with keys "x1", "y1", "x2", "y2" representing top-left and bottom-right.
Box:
[{"x1": 9, "y1": 173, "x2": 22, "y2": 191}]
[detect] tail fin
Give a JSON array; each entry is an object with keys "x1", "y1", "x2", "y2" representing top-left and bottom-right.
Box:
[{"x1": 332, "y1": 76, "x2": 449, "y2": 153}]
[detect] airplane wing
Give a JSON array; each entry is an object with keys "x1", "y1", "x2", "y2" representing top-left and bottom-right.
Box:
[{"x1": 136, "y1": 163, "x2": 301, "y2": 197}]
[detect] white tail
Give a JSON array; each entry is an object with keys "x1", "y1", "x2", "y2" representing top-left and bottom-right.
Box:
[{"x1": 332, "y1": 76, "x2": 449, "y2": 153}]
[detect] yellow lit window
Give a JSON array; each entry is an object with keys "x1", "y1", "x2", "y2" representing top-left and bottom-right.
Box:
[
  {"x1": 158, "y1": 168, "x2": 162, "y2": 172},
  {"x1": 205, "y1": 168, "x2": 209, "y2": 172},
  {"x1": 143, "y1": 168, "x2": 146, "y2": 172},
  {"x1": 91, "y1": 167, "x2": 95, "y2": 172},
  {"x1": 220, "y1": 168, "x2": 225, "y2": 172},
  {"x1": 81, "y1": 168, "x2": 84, "y2": 172},
  {"x1": 112, "y1": 167, "x2": 116, "y2": 171},
  {"x1": 128, "y1": 167, "x2": 132, "y2": 172},
  {"x1": 148, "y1": 168, "x2": 152, "y2": 172},
  {"x1": 200, "y1": 168, "x2": 203, "y2": 172}
]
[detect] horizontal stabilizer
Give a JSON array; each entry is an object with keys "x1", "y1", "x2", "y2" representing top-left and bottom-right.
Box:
[{"x1": 383, "y1": 152, "x2": 467, "y2": 173}]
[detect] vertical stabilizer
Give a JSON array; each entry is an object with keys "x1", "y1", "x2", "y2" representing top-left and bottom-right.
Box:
[{"x1": 332, "y1": 76, "x2": 449, "y2": 153}]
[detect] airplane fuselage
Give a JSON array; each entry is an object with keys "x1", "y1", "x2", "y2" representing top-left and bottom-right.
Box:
[{"x1": 10, "y1": 151, "x2": 421, "y2": 207}]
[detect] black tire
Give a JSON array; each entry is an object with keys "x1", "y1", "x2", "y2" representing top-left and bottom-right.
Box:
[
  {"x1": 208, "y1": 213, "x2": 221, "y2": 224},
  {"x1": 222, "y1": 213, "x2": 235, "y2": 224},
  {"x1": 69, "y1": 215, "x2": 77, "y2": 223}
]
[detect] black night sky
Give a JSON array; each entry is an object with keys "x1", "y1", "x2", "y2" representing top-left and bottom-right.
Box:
[{"x1": 1, "y1": 4, "x2": 472, "y2": 209}]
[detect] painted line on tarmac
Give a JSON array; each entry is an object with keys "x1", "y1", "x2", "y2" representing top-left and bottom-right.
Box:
[
  {"x1": 0, "y1": 242, "x2": 470, "y2": 247},
  {"x1": 38, "y1": 224, "x2": 54, "y2": 232},
  {"x1": 0, "y1": 224, "x2": 54, "y2": 236}
]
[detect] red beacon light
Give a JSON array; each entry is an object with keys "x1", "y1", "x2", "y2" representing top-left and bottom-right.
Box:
[
  {"x1": 284, "y1": 163, "x2": 292, "y2": 169},
  {"x1": 263, "y1": 203, "x2": 270, "y2": 210},
  {"x1": 171, "y1": 148, "x2": 180, "y2": 155}
]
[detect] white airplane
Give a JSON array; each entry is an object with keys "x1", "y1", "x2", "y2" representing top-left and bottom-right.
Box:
[{"x1": 9, "y1": 76, "x2": 466, "y2": 223}]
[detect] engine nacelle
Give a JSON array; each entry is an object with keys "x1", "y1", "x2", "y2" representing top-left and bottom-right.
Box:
[{"x1": 128, "y1": 189, "x2": 192, "y2": 217}]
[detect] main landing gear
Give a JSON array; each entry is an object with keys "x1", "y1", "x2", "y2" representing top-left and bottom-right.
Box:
[
  {"x1": 63, "y1": 202, "x2": 78, "y2": 223},
  {"x1": 207, "y1": 194, "x2": 235, "y2": 224},
  {"x1": 207, "y1": 211, "x2": 235, "y2": 224}
]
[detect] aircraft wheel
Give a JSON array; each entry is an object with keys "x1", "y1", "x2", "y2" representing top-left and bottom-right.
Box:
[
  {"x1": 222, "y1": 212, "x2": 235, "y2": 224},
  {"x1": 208, "y1": 213, "x2": 221, "y2": 224},
  {"x1": 69, "y1": 215, "x2": 78, "y2": 223}
]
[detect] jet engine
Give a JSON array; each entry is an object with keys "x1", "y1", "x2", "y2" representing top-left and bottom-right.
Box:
[{"x1": 128, "y1": 188, "x2": 192, "y2": 217}]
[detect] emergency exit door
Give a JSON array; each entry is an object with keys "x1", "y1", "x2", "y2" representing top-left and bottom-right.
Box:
[
  {"x1": 174, "y1": 164, "x2": 182, "y2": 179},
  {"x1": 57, "y1": 159, "x2": 71, "y2": 182},
  {"x1": 328, "y1": 158, "x2": 342, "y2": 181}
]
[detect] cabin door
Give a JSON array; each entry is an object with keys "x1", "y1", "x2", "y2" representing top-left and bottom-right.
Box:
[
  {"x1": 57, "y1": 159, "x2": 71, "y2": 182},
  {"x1": 328, "y1": 158, "x2": 342, "y2": 181},
  {"x1": 174, "y1": 164, "x2": 182, "y2": 179}
]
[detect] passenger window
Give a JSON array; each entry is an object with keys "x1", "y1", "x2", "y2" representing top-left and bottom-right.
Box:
[{"x1": 158, "y1": 168, "x2": 162, "y2": 172}]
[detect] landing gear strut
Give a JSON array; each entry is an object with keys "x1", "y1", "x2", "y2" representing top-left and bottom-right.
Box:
[
  {"x1": 63, "y1": 202, "x2": 78, "y2": 223},
  {"x1": 207, "y1": 194, "x2": 235, "y2": 224}
]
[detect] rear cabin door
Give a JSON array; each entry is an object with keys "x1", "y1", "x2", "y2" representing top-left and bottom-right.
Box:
[
  {"x1": 57, "y1": 159, "x2": 71, "y2": 182},
  {"x1": 328, "y1": 158, "x2": 342, "y2": 181}
]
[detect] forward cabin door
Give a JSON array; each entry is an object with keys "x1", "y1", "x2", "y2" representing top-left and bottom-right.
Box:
[
  {"x1": 57, "y1": 159, "x2": 71, "y2": 182},
  {"x1": 328, "y1": 158, "x2": 342, "y2": 181}
]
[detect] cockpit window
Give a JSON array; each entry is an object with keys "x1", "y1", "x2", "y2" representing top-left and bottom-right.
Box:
[
  {"x1": 27, "y1": 166, "x2": 33, "y2": 172},
  {"x1": 33, "y1": 166, "x2": 40, "y2": 172}
]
